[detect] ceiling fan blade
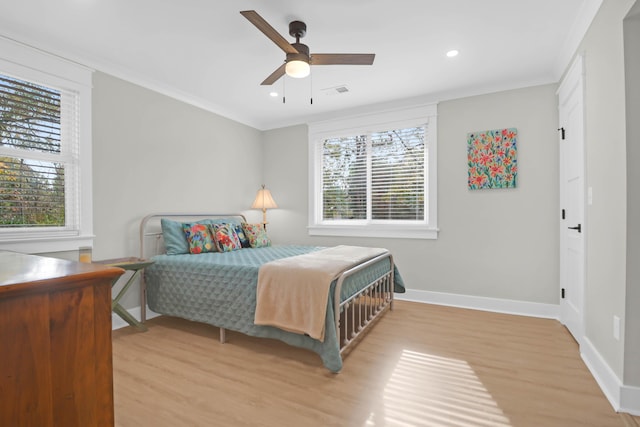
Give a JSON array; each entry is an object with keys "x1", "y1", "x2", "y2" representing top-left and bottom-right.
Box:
[
  {"x1": 311, "y1": 53, "x2": 375, "y2": 65},
  {"x1": 240, "y1": 10, "x2": 298, "y2": 54},
  {"x1": 261, "y1": 63, "x2": 286, "y2": 85}
]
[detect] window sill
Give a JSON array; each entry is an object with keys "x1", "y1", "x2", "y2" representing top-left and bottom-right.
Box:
[
  {"x1": 308, "y1": 225, "x2": 439, "y2": 240},
  {"x1": 0, "y1": 234, "x2": 95, "y2": 254}
]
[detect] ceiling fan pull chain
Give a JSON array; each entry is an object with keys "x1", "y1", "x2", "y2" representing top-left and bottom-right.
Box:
[
  {"x1": 283, "y1": 75, "x2": 286, "y2": 104},
  {"x1": 310, "y1": 72, "x2": 313, "y2": 105}
]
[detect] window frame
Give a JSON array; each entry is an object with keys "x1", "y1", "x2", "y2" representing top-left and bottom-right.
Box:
[
  {"x1": 308, "y1": 104, "x2": 438, "y2": 239},
  {"x1": 0, "y1": 37, "x2": 94, "y2": 253}
]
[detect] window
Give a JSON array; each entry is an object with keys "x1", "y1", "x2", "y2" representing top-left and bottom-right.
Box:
[
  {"x1": 322, "y1": 127, "x2": 425, "y2": 220},
  {"x1": 0, "y1": 37, "x2": 93, "y2": 253},
  {"x1": 309, "y1": 104, "x2": 438, "y2": 239},
  {"x1": 0, "y1": 74, "x2": 75, "y2": 229}
]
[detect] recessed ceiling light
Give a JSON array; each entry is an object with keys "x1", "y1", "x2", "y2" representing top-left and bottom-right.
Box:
[
  {"x1": 446, "y1": 50, "x2": 459, "y2": 58},
  {"x1": 269, "y1": 91, "x2": 278, "y2": 97}
]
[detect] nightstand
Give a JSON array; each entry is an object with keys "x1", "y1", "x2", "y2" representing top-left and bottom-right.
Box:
[{"x1": 94, "y1": 257, "x2": 154, "y2": 331}]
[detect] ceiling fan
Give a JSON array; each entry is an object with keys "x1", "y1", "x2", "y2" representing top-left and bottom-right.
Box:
[{"x1": 240, "y1": 10, "x2": 375, "y2": 85}]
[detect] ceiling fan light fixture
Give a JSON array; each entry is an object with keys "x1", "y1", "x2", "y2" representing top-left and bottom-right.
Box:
[
  {"x1": 285, "y1": 58, "x2": 310, "y2": 78},
  {"x1": 285, "y1": 44, "x2": 311, "y2": 78}
]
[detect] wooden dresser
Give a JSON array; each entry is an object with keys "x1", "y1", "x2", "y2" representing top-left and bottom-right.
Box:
[{"x1": 0, "y1": 251, "x2": 124, "y2": 427}]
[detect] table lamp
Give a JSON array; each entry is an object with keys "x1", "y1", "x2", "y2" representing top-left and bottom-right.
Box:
[{"x1": 251, "y1": 184, "x2": 278, "y2": 228}]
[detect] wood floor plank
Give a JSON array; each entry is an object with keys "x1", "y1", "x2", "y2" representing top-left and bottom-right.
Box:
[{"x1": 112, "y1": 301, "x2": 633, "y2": 426}]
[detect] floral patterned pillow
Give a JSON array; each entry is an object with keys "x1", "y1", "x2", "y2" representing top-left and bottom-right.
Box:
[
  {"x1": 233, "y1": 224, "x2": 251, "y2": 248},
  {"x1": 210, "y1": 223, "x2": 242, "y2": 252},
  {"x1": 242, "y1": 223, "x2": 271, "y2": 248},
  {"x1": 182, "y1": 223, "x2": 216, "y2": 254}
]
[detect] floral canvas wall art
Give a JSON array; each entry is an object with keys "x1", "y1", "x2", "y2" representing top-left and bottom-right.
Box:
[{"x1": 467, "y1": 128, "x2": 517, "y2": 190}]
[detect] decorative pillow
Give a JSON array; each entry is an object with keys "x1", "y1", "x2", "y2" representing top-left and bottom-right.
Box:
[
  {"x1": 161, "y1": 218, "x2": 242, "y2": 255},
  {"x1": 161, "y1": 218, "x2": 191, "y2": 255},
  {"x1": 242, "y1": 223, "x2": 271, "y2": 248},
  {"x1": 210, "y1": 223, "x2": 242, "y2": 252},
  {"x1": 182, "y1": 223, "x2": 216, "y2": 254},
  {"x1": 233, "y1": 224, "x2": 251, "y2": 248}
]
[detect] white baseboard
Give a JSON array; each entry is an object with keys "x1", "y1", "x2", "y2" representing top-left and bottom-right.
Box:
[
  {"x1": 581, "y1": 337, "x2": 623, "y2": 411},
  {"x1": 111, "y1": 306, "x2": 161, "y2": 330},
  {"x1": 581, "y1": 337, "x2": 640, "y2": 415},
  {"x1": 396, "y1": 288, "x2": 560, "y2": 319}
]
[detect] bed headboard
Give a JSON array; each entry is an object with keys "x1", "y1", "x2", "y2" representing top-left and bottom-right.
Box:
[{"x1": 139, "y1": 213, "x2": 247, "y2": 259}]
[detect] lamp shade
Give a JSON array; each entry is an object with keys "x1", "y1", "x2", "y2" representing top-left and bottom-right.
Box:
[{"x1": 251, "y1": 185, "x2": 278, "y2": 210}]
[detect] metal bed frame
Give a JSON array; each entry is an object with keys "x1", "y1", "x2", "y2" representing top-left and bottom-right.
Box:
[{"x1": 139, "y1": 213, "x2": 395, "y2": 358}]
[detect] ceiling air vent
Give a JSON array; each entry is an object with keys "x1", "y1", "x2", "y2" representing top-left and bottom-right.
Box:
[{"x1": 321, "y1": 85, "x2": 350, "y2": 96}]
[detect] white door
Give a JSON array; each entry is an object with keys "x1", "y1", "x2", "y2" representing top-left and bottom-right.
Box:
[{"x1": 558, "y1": 54, "x2": 586, "y2": 344}]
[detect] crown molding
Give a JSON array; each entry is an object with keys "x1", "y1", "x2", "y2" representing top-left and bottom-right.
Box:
[{"x1": 553, "y1": 0, "x2": 603, "y2": 79}]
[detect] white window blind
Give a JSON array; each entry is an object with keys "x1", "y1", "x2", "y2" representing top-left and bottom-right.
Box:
[
  {"x1": 370, "y1": 127, "x2": 425, "y2": 221},
  {"x1": 322, "y1": 135, "x2": 368, "y2": 220},
  {"x1": 321, "y1": 127, "x2": 425, "y2": 222},
  {"x1": 0, "y1": 73, "x2": 79, "y2": 230}
]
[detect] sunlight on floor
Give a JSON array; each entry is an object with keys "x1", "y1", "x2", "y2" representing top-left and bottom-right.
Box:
[{"x1": 365, "y1": 349, "x2": 511, "y2": 427}]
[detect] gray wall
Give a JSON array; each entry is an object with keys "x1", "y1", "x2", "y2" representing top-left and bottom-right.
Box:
[
  {"x1": 624, "y1": 0, "x2": 640, "y2": 387},
  {"x1": 264, "y1": 84, "x2": 559, "y2": 305},
  {"x1": 91, "y1": 72, "x2": 263, "y2": 307},
  {"x1": 576, "y1": 0, "x2": 634, "y2": 380}
]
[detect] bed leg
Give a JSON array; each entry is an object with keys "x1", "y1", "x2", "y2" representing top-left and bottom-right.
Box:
[{"x1": 219, "y1": 327, "x2": 226, "y2": 343}]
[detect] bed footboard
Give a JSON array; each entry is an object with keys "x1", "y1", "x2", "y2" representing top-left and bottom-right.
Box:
[{"x1": 334, "y1": 252, "x2": 394, "y2": 354}]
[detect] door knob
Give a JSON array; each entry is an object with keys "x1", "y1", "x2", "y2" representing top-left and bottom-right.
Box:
[{"x1": 568, "y1": 224, "x2": 582, "y2": 233}]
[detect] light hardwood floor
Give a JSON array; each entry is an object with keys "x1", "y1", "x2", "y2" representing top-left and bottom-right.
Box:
[{"x1": 112, "y1": 301, "x2": 638, "y2": 427}]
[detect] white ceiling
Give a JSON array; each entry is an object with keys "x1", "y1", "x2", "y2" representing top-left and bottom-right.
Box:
[{"x1": 0, "y1": 0, "x2": 602, "y2": 130}]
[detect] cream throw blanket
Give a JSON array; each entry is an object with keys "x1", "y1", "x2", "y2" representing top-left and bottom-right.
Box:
[{"x1": 254, "y1": 245, "x2": 388, "y2": 342}]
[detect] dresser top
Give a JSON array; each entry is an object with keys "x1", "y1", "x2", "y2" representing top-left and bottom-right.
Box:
[{"x1": 0, "y1": 251, "x2": 124, "y2": 297}]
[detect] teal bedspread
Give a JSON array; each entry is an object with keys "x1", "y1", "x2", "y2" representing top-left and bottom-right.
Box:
[{"x1": 144, "y1": 245, "x2": 405, "y2": 372}]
